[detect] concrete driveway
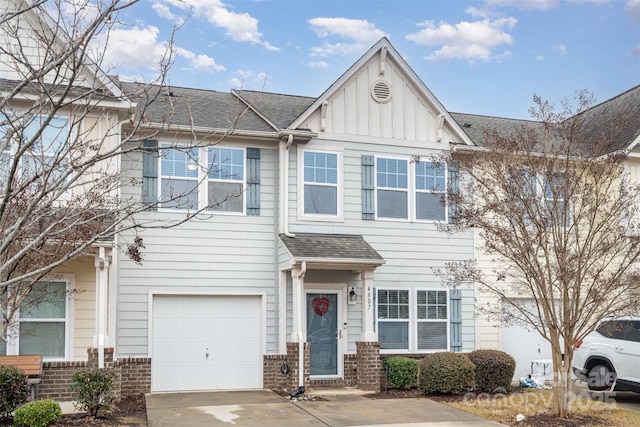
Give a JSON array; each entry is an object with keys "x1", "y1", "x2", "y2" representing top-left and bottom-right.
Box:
[{"x1": 145, "y1": 389, "x2": 506, "y2": 427}]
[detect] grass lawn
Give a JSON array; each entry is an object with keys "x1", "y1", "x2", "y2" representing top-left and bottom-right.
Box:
[{"x1": 440, "y1": 388, "x2": 640, "y2": 426}]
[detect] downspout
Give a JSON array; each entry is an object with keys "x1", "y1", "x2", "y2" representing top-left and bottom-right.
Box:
[
  {"x1": 296, "y1": 261, "x2": 306, "y2": 389},
  {"x1": 280, "y1": 134, "x2": 295, "y2": 237}
]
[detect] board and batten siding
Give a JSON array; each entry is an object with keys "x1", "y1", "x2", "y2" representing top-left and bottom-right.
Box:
[
  {"x1": 116, "y1": 145, "x2": 280, "y2": 357},
  {"x1": 302, "y1": 54, "x2": 457, "y2": 144}
]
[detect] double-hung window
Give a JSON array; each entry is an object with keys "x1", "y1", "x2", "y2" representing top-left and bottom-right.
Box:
[
  {"x1": 1, "y1": 280, "x2": 71, "y2": 359},
  {"x1": 1, "y1": 115, "x2": 70, "y2": 189},
  {"x1": 208, "y1": 147, "x2": 244, "y2": 212},
  {"x1": 301, "y1": 150, "x2": 340, "y2": 217},
  {"x1": 377, "y1": 289, "x2": 449, "y2": 352},
  {"x1": 160, "y1": 145, "x2": 199, "y2": 210},
  {"x1": 417, "y1": 290, "x2": 448, "y2": 350},
  {"x1": 158, "y1": 145, "x2": 246, "y2": 213},
  {"x1": 415, "y1": 162, "x2": 446, "y2": 221},
  {"x1": 373, "y1": 157, "x2": 447, "y2": 222},
  {"x1": 377, "y1": 290, "x2": 409, "y2": 349},
  {"x1": 376, "y1": 158, "x2": 408, "y2": 219}
]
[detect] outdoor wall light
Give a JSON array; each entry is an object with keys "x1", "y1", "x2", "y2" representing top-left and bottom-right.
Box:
[{"x1": 348, "y1": 287, "x2": 357, "y2": 305}]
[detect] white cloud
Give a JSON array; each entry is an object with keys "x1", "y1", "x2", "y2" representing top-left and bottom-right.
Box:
[
  {"x1": 228, "y1": 70, "x2": 269, "y2": 89},
  {"x1": 406, "y1": 18, "x2": 516, "y2": 63},
  {"x1": 174, "y1": 47, "x2": 225, "y2": 72},
  {"x1": 151, "y1": 2, "x2": 176, "y2": 21},
  {"x1": 307, "y1": 60, "x2": 329, "y2": 68},
  {"x1": 99, "y1": 25, "x2": 169, "y2": 70},
  {"x1": 308, "y1": 17, "x2": 388, "y2": 57},
  {"x1": 536, "y1": 54, "x2": 545, "y2": 60},
  {"x1": 552, "y1": 44, "x2": 567, "y2": 56},
  {"x1": 153, "y1": 0, "x2": 278, "y2": 51},
  {"x1": 484, "y1": 0, "x2": 559, "y2": 10},
  {"x1": 228, "y1": 77, "x2": 243, "y2": 89},
  {"x1": 627, "y1": 0, "x2": 640, "y2": 25}
]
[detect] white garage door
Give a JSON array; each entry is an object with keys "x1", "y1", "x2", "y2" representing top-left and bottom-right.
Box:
[
  {"x1": 502, "y1": 320, "x2": 553, "y2": 381},
  {"x1": 152, "y1": 295, "x2": 262, "y2": 392}
]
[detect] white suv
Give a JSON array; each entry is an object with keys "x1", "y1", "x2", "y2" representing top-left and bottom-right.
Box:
[{"x1": 572, "y1": 317, "x2": 640, "y2": 393}]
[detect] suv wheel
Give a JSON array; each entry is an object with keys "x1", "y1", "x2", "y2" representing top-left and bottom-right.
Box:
[{"x1": 587, "y1": 364, "x2": 616, "y2": 391}]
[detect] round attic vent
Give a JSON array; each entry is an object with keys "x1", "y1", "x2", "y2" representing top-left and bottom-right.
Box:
[{"x1": 371, "y1": 79, "x2": 392, "y2": 104}]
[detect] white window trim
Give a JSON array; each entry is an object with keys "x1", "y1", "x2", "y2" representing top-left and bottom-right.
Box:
[
  {"x1": 377, "y1": 288, "x2": 450, "y2": 354},
  {"x1": 1, "y1": 113, "x2": 75, "y2": 201},
  {"x1": 4, "y1": 274, "x2": 75, "y2": 361},
  {"x1": 157, "y1": 145, "x2": 247, "y2": 215},
  {"x1": 297, "y1": 147, "x2": 343, "y2": 222},
  {"x1": 374, "y1": 156, "x2": 449, "y2": 223}
]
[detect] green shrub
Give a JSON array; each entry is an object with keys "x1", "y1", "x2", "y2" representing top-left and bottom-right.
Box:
[
  {"x1": 383, "y1": 357, "x2": 419, "y2": 389},
  {"x1": 0, "y1": 365, "x2": 30, "y2": 419},
  {"x1": 13, "y1": 399, "x2": 61, "y2": 427},
  {"x1": 466, "y1": 349, "x2": 516, "y2": 393},
  {"x1": 419, "y1": 352, "x2": 475, "y2": 395},
  {"x1": 70, "y1": 368, "x2": 117, "y2": 417}
]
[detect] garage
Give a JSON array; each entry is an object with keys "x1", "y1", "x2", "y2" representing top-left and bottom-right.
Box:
[
  {"x1": 151, "y1": 294, "x2": 262, "y2": 392},
  {"x1": 501, "y1": 300, "x2": 556, "y2": 382}
]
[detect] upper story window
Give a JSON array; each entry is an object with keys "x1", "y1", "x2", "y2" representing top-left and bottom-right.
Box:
[
  {"x1": 1, "y1": 115, "x2": 70, "y2": 189},
  {"x1": 208, "y1": 147, "x2": 244, "y2": 212},
  {"x1": 301, "y1": 150, "x2": 340, "y2": 217},
  {"x1": 374, "y1": 157, "x2": 446, "y2": 222},
  {"x1": 160, "y1": 145, "x2": 199, "y2": 210},
  {"x1": 415, "y1": 162, "x2": 446, "y2": 221},
  {"x1": 158, "y1": 145, "x2": 245, "y2": 213},
  {"x1": 376, "y1": 158, "x2": 408, "y2": 219}
]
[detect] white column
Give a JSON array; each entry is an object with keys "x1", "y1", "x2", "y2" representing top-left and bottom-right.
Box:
[
  {"x1": 290, "y1": 263, "x2": 306, "y2": 387},
  {"x1": 94, "y1": 246, "x2": 111, "y2": 369},
  {"x1": 361, "y1": 270, "x2": 377, "y2": 341}
]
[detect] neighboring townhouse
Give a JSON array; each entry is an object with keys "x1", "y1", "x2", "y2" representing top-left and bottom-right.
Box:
[
  {"x1": 116, "y1": 37, "x2": 477, "y2": 393},
  {"x1": 450, "y1": 85, "x2": 640, "y2": 380},
  {"x1": 0, "y1": 0, "x2": 144, "y2": 400}
]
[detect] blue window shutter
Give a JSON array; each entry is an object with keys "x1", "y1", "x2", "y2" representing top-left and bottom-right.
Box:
[
  {"x1": 448, "y1": 163, "x2": 459, "y2": 224},
  {"x1": 142, "y1": 140, "x2": 158, "y2": 209},
  {"x1": 362, "y1": 155, "x2": 375, "y2": 220},
  {"x1": 450, "y1": 289, "x2": 462, "y2": 352},
  {"x1": 246, "y1": 148, "x2": 260, "y2": 215}
]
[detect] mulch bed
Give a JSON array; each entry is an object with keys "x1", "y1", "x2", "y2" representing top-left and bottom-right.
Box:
[{"x1": 53, "y1": 394, "x2": 147, "y2": 426}]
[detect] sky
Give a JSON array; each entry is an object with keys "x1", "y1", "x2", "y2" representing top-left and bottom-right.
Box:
[{"x1": 100, "y1": 0, "x2": 640, "y2": 120}]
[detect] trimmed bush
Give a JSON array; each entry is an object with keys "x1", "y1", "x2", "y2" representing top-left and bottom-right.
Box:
[
  {"x1": 0, "y1": 365, "x2": 29, "y2": 419},
  {"x1": 70, "y1": 368, "x2": 117, "y2": 417},
  {"x1": 467, "y1": 349, "x2": 516, "y2": 393},
  {"x1": 13, "y1": 399, "x2": 61, "y2": 427},
  {"x1": 419, "y1": 352, "x2": 475, "y2": 395},
  {"x1": 383, "y1": 357, "x2": 419, "y2": 388}
]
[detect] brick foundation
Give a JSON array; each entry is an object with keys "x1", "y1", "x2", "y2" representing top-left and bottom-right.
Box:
[
  {"x1": 264, "y1": 342, "x2": 380, "y2": 392},
  {"x1": 37, "y1": 348, "x2": 151, "y2": 401},
  {"x1": 356, "y1": 341, "x2": 381, "y2": 391},
  {"x1": 263, "y1": 342, "x2": 310, "y2": 393}
]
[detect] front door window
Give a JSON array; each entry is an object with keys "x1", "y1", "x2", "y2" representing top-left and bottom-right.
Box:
[{"x1": 307, "y1": 293, "x2": 338, "y2": 376}]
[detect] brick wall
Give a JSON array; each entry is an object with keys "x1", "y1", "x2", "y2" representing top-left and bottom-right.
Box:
[
  {"x1": 356, "y1": 341, "x2": 381, "y2": 391},
  {"x1": 262, "y1": 342, "x2": 309, "y2": 392},
  {"x1": 37, "y1": 348, "x2": 150, "y2": 401}
]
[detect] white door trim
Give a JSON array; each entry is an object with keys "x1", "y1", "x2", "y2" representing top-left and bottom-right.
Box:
[{"x1": 305, "y1": 284, "x2": 347, "y2": 379}]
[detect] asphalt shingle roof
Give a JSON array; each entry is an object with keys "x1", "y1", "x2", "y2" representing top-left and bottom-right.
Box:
[
  {"x1": 280, "y1": 233, "x2": 384, "y2": 263},
  {"x1": 233, "y1": 90, "x2": 316, "y2": 129}
]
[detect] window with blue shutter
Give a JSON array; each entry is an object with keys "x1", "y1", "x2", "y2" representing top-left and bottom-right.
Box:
[
  {"x1": 449, "y1": 289, "x2": 462, "y2": 352},
  {"x1": 361, "y1": 155, "x2": 375, "y2": 220},
  {"x1": 246, "y1": 148, "x2": 260, "y2": 215},
  {"x1": 142, "y1": 140, "x2": 158, "y2": 209}
]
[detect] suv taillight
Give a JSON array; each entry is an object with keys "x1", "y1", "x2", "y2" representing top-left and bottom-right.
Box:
[{"x1": 574, "y1": 340, "x2": 583, "y2": 349}]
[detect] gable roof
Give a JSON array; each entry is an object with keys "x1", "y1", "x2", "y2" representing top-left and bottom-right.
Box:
[{"x1": 286, "y1": 37, "x2": 474, "y2": 146}]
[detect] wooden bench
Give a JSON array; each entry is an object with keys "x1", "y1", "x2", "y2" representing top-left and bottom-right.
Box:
[{"x1": 0, "y1": 355, "x2": 43, "y2": 401}]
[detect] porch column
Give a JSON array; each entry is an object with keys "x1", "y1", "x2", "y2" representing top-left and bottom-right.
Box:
[
  {"x1": 290, "y1": 262, "x2": 306, "y2": 388},
  {"x1": 361, "y1": 270, "x2": 376, "y2": 341},
  {"x1": 94, "y1": 246, "x2": 112, "y2": 369}
]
